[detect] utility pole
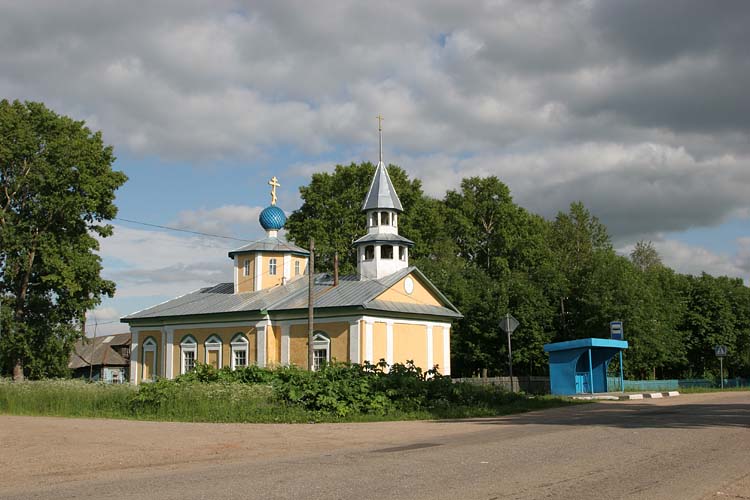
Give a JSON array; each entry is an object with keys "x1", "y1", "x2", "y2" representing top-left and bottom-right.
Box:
[{"x1": 307, "y1": 238, "x2": 315, "y2": 371}]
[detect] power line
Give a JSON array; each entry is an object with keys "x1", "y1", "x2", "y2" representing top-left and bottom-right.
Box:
[{"x1": 114, "y1": 217, "x2": 254, "y2": 242}]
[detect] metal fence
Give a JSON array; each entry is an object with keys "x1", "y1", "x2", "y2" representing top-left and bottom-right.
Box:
[{"x1": 453, "y1": 376, "x2": 551, "y2": 394}]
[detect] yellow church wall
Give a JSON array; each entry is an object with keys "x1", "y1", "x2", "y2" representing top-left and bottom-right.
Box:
[
  {"x1": 372, "y1": 322, "x2": 387, "y2": 364},
  {"x1": 393, "y1": 323, "x2": 427, "y2": 369},
  {"x1": 262, "y1": 253, "x2": 285, "y2": 288},
  {"x1": 375, "y1": 273, "x2": 442, "y2": 307},
  {"x1": 266, "y1": 325, "x2": 281, "y2": 365},
  {"x1": 291, "y1": 256, "x2": 308, "y2": 278},
  {"x1": 173, "y1": 326, "x2": 256, "y2": 375},
  {"x1": 138, "y1": 330, "x2": 162, "y2": 381},
  {"x1": 289, "y1": 321, "x2": 351, "y2": 368},
  {"x1": 237, "y1": 255, "x2": 256, "y2": 293},
  {"x1": 432, "y1": 326, "x2": 444, "y2": 373}
]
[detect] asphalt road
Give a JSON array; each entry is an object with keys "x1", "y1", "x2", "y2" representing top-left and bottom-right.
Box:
[{"x1": 1, "y1": 391, "x2": 748, "y2": 500}]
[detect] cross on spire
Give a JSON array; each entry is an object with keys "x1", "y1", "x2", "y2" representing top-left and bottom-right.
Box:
[
  {"x1": 376, "y1": 114, "x2": 384, "y2": 163},
  {"x1": 268, "y1": 176, "x2": 280, "y2": 205}
]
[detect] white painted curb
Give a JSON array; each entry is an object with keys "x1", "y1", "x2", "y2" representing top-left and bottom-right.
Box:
[
  {"x1": 645, "y1": 392, "x2": 663, "y2": 398},
  {"x1": 666, "y1": 391, "x2": 680, "y2": 397}
]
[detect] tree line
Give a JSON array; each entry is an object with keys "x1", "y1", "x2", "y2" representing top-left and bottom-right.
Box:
[{"x1": 286, "y1": 162, "x2": 750, "y2": 380}]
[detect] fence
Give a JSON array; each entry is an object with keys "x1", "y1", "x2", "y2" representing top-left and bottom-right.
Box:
[{"x1": 453, "y1": 376, "x2": 550, "y2": 394}]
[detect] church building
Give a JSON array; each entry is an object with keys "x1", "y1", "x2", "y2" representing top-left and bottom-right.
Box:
[{"x1": 122, "y1": 127, "x2": 461, "y2": 383}]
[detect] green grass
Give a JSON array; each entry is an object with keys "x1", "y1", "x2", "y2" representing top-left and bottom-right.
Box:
[
  {"x1": 677, "y1": 386, "x2": 750, "y2": 394},
  {"x1": 0, "y1": 378, "x2": 576, "y2": 423}
]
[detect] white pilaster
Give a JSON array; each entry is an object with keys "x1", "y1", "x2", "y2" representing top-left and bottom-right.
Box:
[
  {"x1": 283, "y1": 254, "x2": 291, "y2": 280},
  {"x1": 443, "y1": 326, "x2": 451, "y2": 376},
  {"x1": 280, "y1": 324, "x2": 290, "y2": 365},
  {"x1": 365, "y1": 320, "x2": 374, "y2": 363},
  {"x1": 233, "y1": 256, "x2": 239, "y2": 293},
  {"x1": 130, "y1": 331, "x2": 139, "y2": 385},
  {"x1": 165, "y1": 327, "x2": 174, "y2": 379},
  {"x1": 349, "y1": 320, "x2": 360, "y2": 364},
  {"x1": 255, "y1": 252, "x2": 263, "y2": 291},
  {"x1": 256, "y1": 322, "x2": 266, "y2": 367},
  {"x1": 386, "y1": 320, "x2": 394, "y2": 367},
  {"x1": 426, "y1": 324, "x2": 433, "y2": 371}
]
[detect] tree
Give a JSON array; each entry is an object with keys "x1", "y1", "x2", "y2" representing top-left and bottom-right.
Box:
[
  {"x1": 630, "y1": 240, "x2": 662, "y2": 271},
  {"x1": 0, "y1": 100, "x2": 127, "y2": 379}
]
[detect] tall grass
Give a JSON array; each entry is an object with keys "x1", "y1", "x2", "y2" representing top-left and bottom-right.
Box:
[{"x1": 0, "y1": 363, "x2": 578, "y2": 423}]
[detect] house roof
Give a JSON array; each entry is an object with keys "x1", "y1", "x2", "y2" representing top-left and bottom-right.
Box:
[
  {"x1": 69, "y1": 333, "x2": 131, "y2": 369},
  {"x1": 122, "y1": 266, "x2": 461, "y2": 322},
  {"x1": 361, "y1": 161, "x2": 403, "y2": 212},
  {"x1": 352, "y1": 232, "x2": 415, "y2": 247},
  {"x1": 228, "y1": 236, "x2": 309, "y2": 258}
]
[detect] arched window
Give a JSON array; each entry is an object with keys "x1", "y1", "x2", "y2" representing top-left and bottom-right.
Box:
[
  {"x1": 269, "y1": 258, "x2": 277, "y2": 276},
  {"x1": 180, "y1": 335, "x2": 197, "y2": 374},
  {"x1": 205, "y1": 335, "x2": 222, "y2": 369},
  {"x1": 380, "y1": 211, "x2": 390, "y2": 225},
  {"x1": 399, "y1": 246, "x2": 406, "y2": 261},
  {"x1": 370, "y1": 213, "x2": 378, "y2": 227},
  {"x1": 142, "y1": 337, "x2": 157, "y2": 382},
  {"x1": 381, "y1": 245, "x2": 393, "y2": 259},
  {"x1": 312, "y1": 332, "x2": 330, "y2": 371},
  {"x1": 364, "y1": 245, "x2": 375, "y2": 260},
  {"x1": 230, "y1": 333, "x2": 249, "y2": 369}
]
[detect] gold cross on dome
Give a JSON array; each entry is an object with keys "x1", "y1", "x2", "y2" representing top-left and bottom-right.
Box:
[
  {"x1": 268, "y1": 176, "x2": 280, "y2": 205},
  {"x1": 376, "y1": 114, "x2": 384, "y2": 131}
]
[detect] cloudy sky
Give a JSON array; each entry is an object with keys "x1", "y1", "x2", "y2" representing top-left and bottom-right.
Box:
[{"x1": 1, "y1": 0, "x2": 748, "y2": 334}]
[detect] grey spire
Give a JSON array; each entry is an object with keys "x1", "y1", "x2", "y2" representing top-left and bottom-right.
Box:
[
  {"x1": 361, "y1": 161, "x2": 403, "y2": 211},
  {"x1": 362, "y1": 117, "x2": 403, "y2": 211}
]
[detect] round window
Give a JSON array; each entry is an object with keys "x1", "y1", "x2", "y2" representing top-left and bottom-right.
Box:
[{"x1": 404, "y1": 276, "x2": 414, "y2": 295}]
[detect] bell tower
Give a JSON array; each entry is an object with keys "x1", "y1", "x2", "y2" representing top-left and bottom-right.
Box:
[{"x1": 353, "y1": 116, "x2": 414, "y2": 280}]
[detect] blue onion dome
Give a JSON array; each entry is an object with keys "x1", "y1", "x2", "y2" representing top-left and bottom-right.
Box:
[{"x1": 259, "y1": 205, "x2": 286, "y2": 231}]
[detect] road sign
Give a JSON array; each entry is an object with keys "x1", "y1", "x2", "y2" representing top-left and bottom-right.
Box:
[
  {"x1": 610, "y1": 321, "x2": 623, "y2": 340},
  {"x1": 714, "y1": 345, "x2": 728, "y2": 357},
  {"x1": 499, "y1": 314, "x2": 519, "y2": 334}
]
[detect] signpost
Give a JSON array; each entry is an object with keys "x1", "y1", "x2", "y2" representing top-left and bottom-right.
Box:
[
  {"x1": 499, "y1": 313, "x2": 519, "y2": 391},
  {"x1": 609, "y1": 321, "x2": 623, "y2": 340},
  {"x1": 715, "y1": 345, "x2": 727, "y2": 389}
]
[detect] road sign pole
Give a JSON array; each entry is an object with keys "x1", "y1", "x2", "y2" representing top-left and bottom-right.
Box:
[
  {"x1": 506, "y1": 313, "x2": 513, "y2": 391},
  {"x1": 720, "y1": 357, "x2": 724, "y2": 390}
]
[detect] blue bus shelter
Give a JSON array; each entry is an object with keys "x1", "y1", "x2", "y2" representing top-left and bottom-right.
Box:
[{"x1": 543, "y1": 338, "x2": 628, "y2": 395}]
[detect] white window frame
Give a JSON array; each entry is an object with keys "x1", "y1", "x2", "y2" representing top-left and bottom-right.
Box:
[
  {"x1": 142, "y1": 337, "x2": 157, "y2": 382},
  {"x1": 204, "y1": 335, "x2": 223, "y2": 368},
  {"x1": 180, "y1": 335, "x2": 197, "y2": 375},
  {"x1": 269, "y1": 258, "x2": 277, "y2": 276},
  {"x1": 312, "y1": 332, "x2": 330, "y2": 371},
  {"x1": 244, "y1": 259, "x2": 250, "y2": 276},
  {"x1": 294, "y1": 260, "x2": 300, "y2": 276},
  {"x1": 230, "y1": 333, "x2": 249, "y2": 370}
]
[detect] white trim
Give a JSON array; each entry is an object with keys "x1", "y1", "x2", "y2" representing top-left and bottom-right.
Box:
[
  {"x1": 348, "y1": 320, "x2": 360, "y2": 364},
  {"x1": 141, "y1": 337, "x2": 157, "y2": 382},
  {"x1": 180, "y1": 335, "x2": 197, "y2": 375},
  {"x1": 230, "y1": 334, "x2": 249, "y2": 370},
  {"x1": 204, "y1": 334, "x2": 223, "y2": 368},
  {"x1": 256, "y1": 324, "x2": 266, "y2": 367},
  {"x1": 280, "y1": 324, "x2": 290, "y2": 365},
  {"x1": 443, "y1": 326, "x2": 451, "y2": 376},
  {"x1": 426, "y1": 324, "x2": 433, "y2": 371},
  {"x1": 360, "y1": 315, "x2": 451, "y2": 330},
  {"x1": 283, "y1": 254, "x2": 291, "y2": 280},
  {"x1": 129, "y1": 331, "x2": 139, "y2": 384},
  {"x1": 312, "y1": 332, "x2": 331, "y2": 370},
  {"x1": 386, "y1": 320, "x2": 394, "y2": 367},
  {"x1": 233, "y1": 256, "x2": 239, "y2": 294},
  {"x1": 165, "y1": 328, "x2": 174, "y2": 379},
  {"x1": 255, "y1": 252, "x2": 263, "y2": 291},
  {"x1": 365, "y1": 320, "x2": 374, "y2": 363}
]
